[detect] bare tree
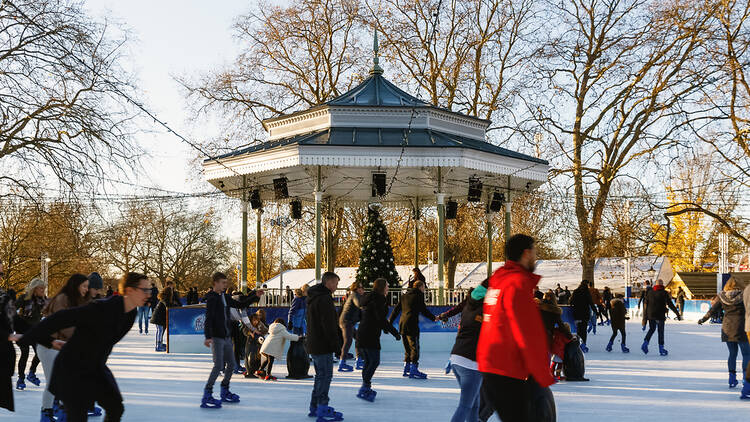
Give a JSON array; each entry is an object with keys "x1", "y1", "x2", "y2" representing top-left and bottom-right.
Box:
[{"x1": 0, "y1": 0, "x2": 141, "y2": 199}]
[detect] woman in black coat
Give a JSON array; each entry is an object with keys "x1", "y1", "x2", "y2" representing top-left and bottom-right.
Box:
[
  {"x1": 1, "y1": 284, "x2": 17, "y2": 412},
  {"x1": 356, "y1": 278, "x2": 400, "y2": 401},
  {"x1": 18, "y1": 272, "x2": 151, "y2": 421},
  {"x1": 699, "y1": 277, "x2": 749, "y2": 388},
  {"x1": 570, "y1": 280, "x2": 595, "y2": 352}
]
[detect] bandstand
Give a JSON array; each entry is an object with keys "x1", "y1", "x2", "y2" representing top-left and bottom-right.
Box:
[{"x1": 202, "y1": 36, "x2": 549, "y2": 302}]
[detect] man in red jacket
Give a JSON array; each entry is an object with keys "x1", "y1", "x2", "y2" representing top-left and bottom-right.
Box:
[{"x1": 477, "y1": 234, "x2": 554, "y2": 421}]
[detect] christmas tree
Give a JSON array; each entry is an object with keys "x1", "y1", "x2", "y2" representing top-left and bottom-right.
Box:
[{"x1": 355, "y1": 205, "x2": 401, "y2": 288}]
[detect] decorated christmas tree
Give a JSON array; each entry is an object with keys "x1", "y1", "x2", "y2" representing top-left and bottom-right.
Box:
[{"x1": 355, "y1": 205, "x2": 401, "y2": 288}]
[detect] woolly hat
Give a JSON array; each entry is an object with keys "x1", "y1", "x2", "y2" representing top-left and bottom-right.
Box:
[{"x1": 88, "y1": 272, "x2": 104, "y2": 290}]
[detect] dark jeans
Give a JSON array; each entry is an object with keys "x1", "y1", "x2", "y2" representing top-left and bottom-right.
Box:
[
  {"x1": 451, "y1": 364, "x2": 482, "y2": 422},
  {"x1": 340, "y1": 322, "x2": 355, "y2": 360},
  {"x1": 137, "y1": 306, "x2": 150, "y2": 333},
  {"x1": 311, "y1": 354, "x2": 334, "y2": 407},
  {"x1": 260, "y1": 353, "x2": 275, "y2": 375},
  {"x1": 360, "y1": 348, "x2": 380, "y2": 389},
  {"x1": 726, "y1": 341, "x2": 750, "y2": 375},
  {"x1": 65, "y1": 380, "x2": 124, "y2": 422},
  {"x1": 575, "y1": 320, "x2": 588, "y2": 345},
  {"x1": 644, "y1": 319, "x2": 665, "y2": 345},
  {"x1": 481, "y1": 373, "x2": 528, "y2": 422},
  {"x1": 18, "y1": 343, "x2": 39, "y2": 375},
  {"x1": 609, "y1": 327, "x2": 626, "y2": 345},
  {"x1": 402, "y1": 334, "x2": 420, "y2": 363}
]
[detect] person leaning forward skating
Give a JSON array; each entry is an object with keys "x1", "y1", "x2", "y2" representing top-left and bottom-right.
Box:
[
  {"x1": 306, "y1": 272, "x2": 344, "y2": 422},
  {"x1": 388, "y1": 280, "x2": 437, "y2": 379},
  {"x1": 477, "y1": 234, "x2": 555, "y2": 422},
  {"x1": 641, "y1": 279, "x2": 682, "y2": 356}
]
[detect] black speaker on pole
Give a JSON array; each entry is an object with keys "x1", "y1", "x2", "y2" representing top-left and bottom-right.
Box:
[
  {"x1": 446, "y1": 200, "x2": 458, "y2": 219},
  {"x1": 489, "y1": 192, "x2": 505, "y2": 213},
  {"x1": 372, "y1": 173, "x2": 386, "y2": 197},
  {"x1": 468, "y1": 177, "x2": 483, "y2": 202},
  {"x1": 273, "y1": 177, "x2": 289, "y2": 199},
  {"x1": 290, "y1": 200, "x2": 302, "y2": 219},
  {"x1": 249, "y1": 189, "x2": 262, "y2": 209}
]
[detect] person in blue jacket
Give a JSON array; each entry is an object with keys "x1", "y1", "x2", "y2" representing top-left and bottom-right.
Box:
[{"x1": 288, "y1": 285, "x2": 309, "y2": 335}]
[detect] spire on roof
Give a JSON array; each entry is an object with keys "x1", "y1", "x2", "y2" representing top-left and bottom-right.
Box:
[{"x1": 371, "y1": 30, "x2": 383, "y2": 75}]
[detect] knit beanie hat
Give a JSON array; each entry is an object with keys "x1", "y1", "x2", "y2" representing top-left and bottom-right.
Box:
[{"x1": 88, "y1": 272, "x2": 104, "y2": 290}]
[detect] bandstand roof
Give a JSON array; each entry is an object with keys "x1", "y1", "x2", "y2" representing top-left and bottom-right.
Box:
[{"x1": 203, "y1": 53, "x2": 549, "y2": 206}]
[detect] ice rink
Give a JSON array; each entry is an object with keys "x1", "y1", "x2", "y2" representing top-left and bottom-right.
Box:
[{"x1": 4, "y1": 320, "x2": 750, "y2": 421}]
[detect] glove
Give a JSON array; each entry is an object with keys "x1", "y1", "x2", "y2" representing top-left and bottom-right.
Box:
[{"x1": 697, "y1": 319, "x2": 703, "y2": 325}]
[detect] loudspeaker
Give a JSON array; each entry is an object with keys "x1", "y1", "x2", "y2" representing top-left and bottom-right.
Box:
[
  {"x1": 273, "y1": 177, "x2": 289, "y2": 199},
  {"x1": 290, "y1": 200, "x2": 302, "y2": 219},
  {"x1": 249, "y1": 189, "x2": 262, "y2": 209},
  {"x1": 446, "y1": 200, "x2": 458, "y2": 219},
  {"x1": 468, "y1": 177, "x2": 483, "y2": 202},
  {"x1": 372, "y1": 173, "x2": 386, "y2": 197},
  {"x1": 489, "y1": 192, "x2": 505, "y2": 213}
]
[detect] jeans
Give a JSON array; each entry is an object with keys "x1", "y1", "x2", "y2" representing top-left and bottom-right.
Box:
[
  {"x1": 644, "y1": 320, "x2": 665, "y2": 345},
  {"x1": 726, "y1": 341, "x2": 750, "y2": 376},
  {"x1": 340, "y1": 322, "x2": 355, "y2": 360},
  {"x1": 403, "y1": 335, "x2": 420, "y2": 363},
  {"x1": 451, "y1": 364, "x2": 482, "y2": 422},
  {"x1": 481, "y1": 372, "x2": 528, "y2": 422},
  {"x1": 37, "y1": 344, "x2": 58, "y2": 410},
  {"x1": 137, "y1": 306, "x2": 150, "y2": 333},
  {"x1": 17, "y1": 343, "x2": 39, "y2": 376},
  {"x1": 575, "y1": 320, "x2": 588, "y2": 345},
  {"x1": 310, "y1": 354, "x2": 334, "y2": 407},
  {"x1": 205, "y1": 337, "x2": 234, "y2": 390},
  {"x1": 360, "y1": 348, "x2": 380, "y2": 389},
  {"x1": 155, "y1": 325, "x2": 165, "y2": 347},
  {"x1": 260, "y1": 353, "x2": 275, "y2": 376}
]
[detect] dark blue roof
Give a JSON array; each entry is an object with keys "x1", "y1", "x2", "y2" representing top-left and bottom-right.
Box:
[
  {"x1": 210, "y1": 128, "x2": 547, "y2": 165},
  {"x1": 326, "y1": 73, "x2": 430, "y2": 107}
]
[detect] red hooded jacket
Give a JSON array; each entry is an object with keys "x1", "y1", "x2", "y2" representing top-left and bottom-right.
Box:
[{"x1": 477, "y1": 260, "x2": 555, "y2": 387}]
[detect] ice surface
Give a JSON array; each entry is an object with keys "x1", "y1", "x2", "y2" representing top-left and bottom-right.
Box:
[{"x1": 3, "y1": 320, "x2": 749, "y2": 421}]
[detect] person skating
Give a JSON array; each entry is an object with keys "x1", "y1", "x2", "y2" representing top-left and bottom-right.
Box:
[
  {"x1": 201, "y1": 272, "x2": 262, "y2": 409},
  {"x1": 558, "y1": 286, "x2": 571, "y2": 305},
  {"x1": 570, "y1": 280, "x2": 596, "y2": 352},
  {"x1": 150, "y1": 287, "x2": 178, "y2": 352},
  {"x1": 638, "y1": 281, "x2": 652, "y2": 331},
  {"x1": 258, "y1": 318, "x2": 299, "y2": 381},
  {"x1": 0, "y1": 262, "x2": 18, "y2": 413},
  {"x1": 602, "y1": 286, "x2": 613, "y2": 325},
  {"x1": 676, "y1": 286, "x2": 686, "y2": 316},
  {"x1": 698, "y1": 277, "x2": 748, "y2": 388},
  {"x1": 477, "y1": 234, "x2": 555, "y2": 422},
  {"x1": 356, "y1": 278, "x2": 400, "y2": 402},
  {"x1": 388, "y1": 279, "x2": 437, "y2": 379},
  {"x1": 589, "y1": 283, "x2": 603, "y2": 330},
  {"x1": 288, "y1": 285, "x2": 308, "y2": 335},
  {"x1": 607, "y1": 293, "x2": 629, "y2": 353},
  {"x1": 17, "y1": 272, "x2": 151, "y2": 421},
  {"x1": 13, "y1": 277, "x2": 48, "y2": 391},
  {"x1": 448, "y1": 281, "x2": 487, "y2": 421},
  {"x1": 305, "y1": 272, "x2": 344, "y2": 422},
  {"x1": 641, "y1": 279, "x2": 682, "y2": 356},
  {"x1": 338, "y1": 282, "x2": 363, "y2": 372},
  {"x1": 537, "y1": 291, "x2": 572, "y2": 381},
  {"x1": 742, "y1": 280, "x2": 750, "y2": 399}
]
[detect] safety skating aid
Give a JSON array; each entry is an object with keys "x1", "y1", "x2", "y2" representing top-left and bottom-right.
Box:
[
  {"x1": 741, "y1": 381, "x2": 750, "y2": 399},
  {"x1": 199, "y1": 388, "x2": 222, "y2": 409},
  {"x1": 220, "y1": 385, "x2": 240, "y2": 403},
  {"x1": 641, "y1": 341, "x2": 649, "y2": 354},
  {"x1": 605, "y1": 341, "x2": 613, "y2": 352},
  {"x1": 16, "y1": 377, "x2": 25, "y2": 390},
  {"x1": 88, "y1": 406, "x2": 103, "y2": 417},
  {"x1": 315, "y1": 405, "x2": 343, "y2": 422},
  {"x1": 40, "y1": 408, "x2": 56, "y2": 422},
  {"x1": 658, "y1": 345, "x2": 668, "y2": 356},
  {"x1": 409, "y1": 363, "x2": 428, "y2": 379},
  {"x1": 621, "y1": 344, "x2": 630, "y2": 353},
  {"x1": 355, "y1": 357, "x2": 364, "y2": 370},
  {"x1": 27, "y1": 372, "x2": 41, "y2": 386},
  {"x1": 729, "y1": 371, "x2": 738, "y2": 388},
  {"x1": 402, "y1": 362, "x2": 411, "y2": 377},
  {"x1": 337, "y1": 359, "x2": 353, "y2": 372}
]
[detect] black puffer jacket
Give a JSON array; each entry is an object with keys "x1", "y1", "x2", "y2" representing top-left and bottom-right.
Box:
[
  {"x1": 645, "y1": 285, "x2": 680, "y2": 321},
  {"x1": 204, "y1": 290, "x2": 259, "y2": 339},
  {"x1": 357, "y1": 292, "x2": 399, "y2": 350},
  {"x1": 14, "y1": 295, "x2": 47, "y2": 333},
  {"x1": 150, "y1": 300, "x2": 174, "y2": 327},
  {"x1": 450, "y1": 296, "x2": 483, "y2": 361},
  {"x1": 305, "y1": 283, "x2": 342, "y2": 355},
  {"x1": 699, "y1": 289, "x2": 747, "y2": 342},
  {"x1": 339, "y1": 291, "x2": 362, "y2": 325},
  {"x1": 570, "y1": 283, "x2": 594, "y2": 321},
  {"x1": 610, "y1": 297, "x2": 627, "y2": 331},
  {"x1": 388, "y1": 288, "x2": 436, "y2": 336}
]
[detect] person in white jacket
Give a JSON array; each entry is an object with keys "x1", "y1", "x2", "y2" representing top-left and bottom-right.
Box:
[{"x1": 258, "y1": 318, "x2": 299, "y2": 381}]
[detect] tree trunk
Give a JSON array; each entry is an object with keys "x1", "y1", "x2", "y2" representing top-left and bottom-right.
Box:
[{"x1": 445, "y1": 255, "x2": 458, "y2": 290}]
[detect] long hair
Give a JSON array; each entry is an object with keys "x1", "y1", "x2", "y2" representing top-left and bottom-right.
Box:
[
  {"x1": 24, "y1": 277, "x2": 47, "y2": 300},
  {"x1": 48, "y1": 273, "x2": 88, "y2": 310},
  {"x1": 372, "y1": 278, "x2": 388, "y2": 296},
  {"x1": 724, "y1": 276, "x2": 745, "y2": 292},
  {"x1": 159, "y1": 287, "x2": 173, "y2": 303}
]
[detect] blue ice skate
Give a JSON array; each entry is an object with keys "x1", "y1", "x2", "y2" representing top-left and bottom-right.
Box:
[
  {"x1": 605, "y1": 341, "x2": 613, "y2": 352},
  {"x1": 659, "y1": 345, "x2": 668, "y2": 356},
  {"x1": 337, "y1": 359, "x2": 353, "y2": 372},
  {"x1": 621, "y1": 343, "x2": 630, "y2": 353},
  {"x1": 355, "y1": 357, "x2": 364, "y2": 370},
  {"x1": 729, "y1": 371, "x2": 738, "y2": 388},
  {"x1": 402, "y1": 362, "x2": 411, "y2": 377},
  {"x1": 40, "y1": 408, "x2": 56, "y2": 422},
  {"x1": 409, "y1": 363, "x2": 427, "y2": 379},
  {"x1": 16, "y1": 377, "x2": 25, "y2": 390},
  {"x1": 27, "y1": 373, "x2": 41, "y2": 386},
  {"x1": 220, "y1": 385, "x2": 240, "y2": 403},
  {"x1": 641, "y1": 341, "x2": 649, "y2": 354},
  {"x1": 315, "y1": 405, "x2": 343, "y2": 422},
  {"x1": 200, "y1": 388, "x2": 222, "y2": 409},
  {"x1": 88, "y1": 405, "x2": 102, "y2": 417},
  {"x1": 741, "y1": 381, "x2": 750, "y2": 399},
  {"x1": 356, "y1": 386, "x2": 376, "y2": 402}
]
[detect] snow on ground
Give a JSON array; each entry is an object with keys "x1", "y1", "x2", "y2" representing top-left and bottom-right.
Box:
[{"x1": 3, "y1": 321, "x2": 749, "y2": 421}]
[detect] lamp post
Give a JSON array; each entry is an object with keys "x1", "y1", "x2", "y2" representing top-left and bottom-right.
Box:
[
  {"x1": 269, "y1": 216, "x2": 291, "y2": 292},
  {"x1": 41, "y1": 252, "x2": 50, "y2": 284}
]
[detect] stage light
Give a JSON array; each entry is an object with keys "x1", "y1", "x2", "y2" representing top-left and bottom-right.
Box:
[
  {"x1": 249, "y1": 189, "x2": 262, "y2": 209},
  {"x1": 489, "y1": 192, "x2": 505, "y2": 213},
  {"x1": 290, "y1": 200, "x2": 302, "y2": 219},
  {"x1": 273, "y1": 177, "x2": 289, "y2": 199},
  {"x1": 446, "y1": 200, "x2": 458, "y2": 219},
  {"x1": 468, "y1": 177, "x2": 482, "y2": 202},
  {"x1": 372, "y1": 173, "x2": 386, "y2": 197}
]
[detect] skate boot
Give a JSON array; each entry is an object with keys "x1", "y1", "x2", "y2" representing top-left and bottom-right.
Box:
[
  {"x1": 254, "y1": 370, "x2": 266, "y2": 379},
  {"x1": 27, "y1": 373, "x2": 41, "y2": 386},
  {"x1": 741, "y1": 381, "x2": 750, "y2": 400},
  {"x1": 337, "y1": 359, "x2": 353, "y2": 372},
  {"x1": 88, "y1": 406, "x2": 103, "y2": 417},
  {"x1": 54, "y1": 405, "x2": 67, "y2": 422},
  {"x1": 605, "y1": 340, "x2": 613, "y2": 352},
  {"x1": 621, "y1": 343, "x2": 630, "y2": 353},
  {"x1": 357, "y1": 386, "x2": 374, "y2": 402},
  {"x1": 355, "y1": 357, "x2": 364, "y2": 370},
  {"x1": 409, "y1": 363, "x2": 428, "y2": 379},
  {"x1": 40, "y1": 408, "x2": 56, "y2": 422},
  {"x1": 16, "y1": 377, "x2": 26, "y2": 391},
  {"x1": 315, "y1": 404, "x2": 343, "y2": 422},
  {"x1": 729, "y1": 371, "x2": 738, "y2": 388},
  {"x1": 220, "y1": 385, "x2": 240, "y2": 403},
  {"x1": 308, "y1": 404, "x2": 317, "y2": 417},
  {"x1": 580, "y1": 343, "x2": 589, "y2": 353},
  {"x1": 641, "y1": 341, "x2": 649, "y2": 354},
  {"x1": 402, "y1": 362, "x2": 411, "y2": 377},
  {"x1": 264, "y1": 375, "x2": 277, "y2": 381},
  {"x1": 200, "y1": 388, "x2": 222, "y2": 409},
  {"x1": 658, "y1": 345, "x2": 668, "y2": 356}
]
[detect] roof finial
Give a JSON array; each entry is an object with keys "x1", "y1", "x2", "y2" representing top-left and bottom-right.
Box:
[{"x1": 371, "y1": 29, "x2": 383, "y2": 75}]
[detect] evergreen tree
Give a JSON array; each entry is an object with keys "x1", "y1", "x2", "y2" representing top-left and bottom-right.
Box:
[{"x1": 355, "y1": 207, "x2": 401, "y2": 288}]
